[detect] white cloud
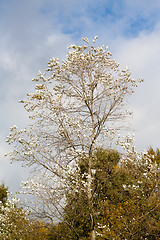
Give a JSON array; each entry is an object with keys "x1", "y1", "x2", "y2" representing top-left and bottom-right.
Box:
[
  {"x1": 112, "y1": 26, "x2": 160, "y2": 150},
  {"x1": 0, "y1": 0, "x2": 73, "y2": 193}
]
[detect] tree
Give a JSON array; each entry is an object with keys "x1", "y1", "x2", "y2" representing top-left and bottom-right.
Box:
[
  {"x1": 6, "y1": 37, "x2": 142, "y2": 239},
  {"x1": 0, "y1": 185, "x2": 49, "y2": 239},
  {"x1": 47, "y1": 147, "x2": 160, "y2": 239},
  {"x1": 95, "y1": 145, "x2": 160, "y2": 239}
]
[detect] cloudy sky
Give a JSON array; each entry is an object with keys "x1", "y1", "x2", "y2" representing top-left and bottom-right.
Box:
[{"x1": 1, "y1": 0, "x2": 160, "y2": 193}]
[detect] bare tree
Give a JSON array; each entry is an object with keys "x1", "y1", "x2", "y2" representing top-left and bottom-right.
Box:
[{"x1": 7, "y1": 37, "x2": 142, "y2": 240}]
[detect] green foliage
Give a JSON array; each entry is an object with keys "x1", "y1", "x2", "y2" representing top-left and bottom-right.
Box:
[
  {"x1": 50, "y1": 176, "x2": 92, "y2": 239},
  {"x1": 48, "y1": 149, "x2": 126, "y2": 239},
  {"x1": 2, "y1": 146, "x2": 160, "y2": 239},
  {"x1": 96, "y1": 148, "x2": 160, "y2": 239},
  {"x1": 48, "y1": 148, "x2": 160, "y2": 239},
  {"x1": 0, "y1": 185, "x2": 49, "y2": 240},
  {"x1": 0, "y1": 184, "x2": 8, "y2": 205},
  {"x1": 93, "y1": 149, "x2": 127, "y2": 202}
]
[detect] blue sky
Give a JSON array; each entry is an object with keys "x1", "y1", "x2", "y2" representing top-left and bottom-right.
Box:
[{"x1": 1, "y1": 0, "x2": 160, "y2": 193}]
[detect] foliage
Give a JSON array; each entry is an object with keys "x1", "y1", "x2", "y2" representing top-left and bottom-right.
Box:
[
  {"x1": 0, "y1": 188, "x2": 49, "y2": 240},
  {"x1": 0, "y1": 184, "x2": 8, "y2": 205},
  {"x1": 48, "y1": 147, "x2": 160, "y2": 239},
  {"x1": 147, "y1": 147, "x2": 160, "y2": 165},
  {"x1": 96, "y1": 144, "x2": 160, "y2": 239}
]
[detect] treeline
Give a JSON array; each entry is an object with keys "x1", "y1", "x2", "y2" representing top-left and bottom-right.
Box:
[{"x1": 1, "y1": 147, "x2": 160, "y2": 239}]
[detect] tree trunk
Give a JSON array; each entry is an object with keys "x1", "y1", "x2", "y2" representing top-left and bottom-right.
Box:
[
  {"x1": 88, "y1": 156, "x2": 96, "y2": 240},
  {"x1": 91, "y1": 229, "x2": 96, "y2": 240}
]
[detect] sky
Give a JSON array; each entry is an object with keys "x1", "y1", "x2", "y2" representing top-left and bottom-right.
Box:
[{"x1": 0, "y1": 0, "x2": 160, "y2": 193}]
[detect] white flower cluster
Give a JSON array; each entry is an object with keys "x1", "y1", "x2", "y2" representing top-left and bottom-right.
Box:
[{"x1": 0, "y1": 197, "x2": 29, "y2": 239}]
